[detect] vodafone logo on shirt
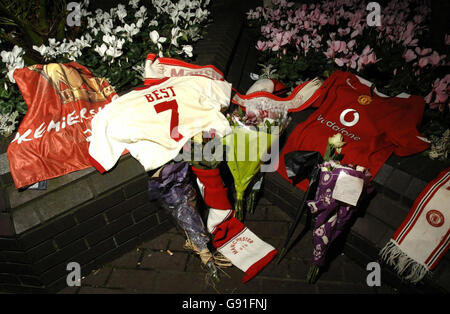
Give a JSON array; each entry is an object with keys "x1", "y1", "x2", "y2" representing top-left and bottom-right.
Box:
[
  {"x1": 317, "y1": 107, "x2": 361, "y2": 141},
  {"x1": 339, "y1": 109, "x2": 360, "y2": 127}
]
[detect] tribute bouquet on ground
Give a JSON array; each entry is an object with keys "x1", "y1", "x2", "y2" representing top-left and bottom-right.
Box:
[
  {"x1": 147, "y1": 162, "x2": 223, "y2": 283},
  {"x1": 305, "y1": 134, "x2": 374, "y2": 283},
  {"x1": 224, "y1": 104, "x2": 290, "y2": 221},
  {"x1": 186, "y1": 129, "x2": 279, "y2": 283}
]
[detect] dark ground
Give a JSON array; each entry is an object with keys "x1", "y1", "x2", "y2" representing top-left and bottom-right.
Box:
[{"x1": 58, "y1": 196, "x2": 396, "y2": 294}]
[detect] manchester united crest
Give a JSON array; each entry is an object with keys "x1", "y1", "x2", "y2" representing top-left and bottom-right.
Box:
[
  {"x1": 357, "y1": 95, "x2": 372, "y2": 105},
  {"x1": 426, "y1": 209, "x2": 445, "y2": 227}
]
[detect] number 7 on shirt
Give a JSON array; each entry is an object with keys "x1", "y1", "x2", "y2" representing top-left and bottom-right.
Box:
[{"x1": 154, "y1": 99, "x2": 184, "y2": 141}]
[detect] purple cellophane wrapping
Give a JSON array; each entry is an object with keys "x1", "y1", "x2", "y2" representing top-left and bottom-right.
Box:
[{"x1": 307, "y1": 162, "x2": 373, "y2": 266}]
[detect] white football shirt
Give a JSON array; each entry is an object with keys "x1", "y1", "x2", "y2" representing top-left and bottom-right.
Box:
[{"x1": 88, "y1": 75, "x2": 232, "y2": 172}]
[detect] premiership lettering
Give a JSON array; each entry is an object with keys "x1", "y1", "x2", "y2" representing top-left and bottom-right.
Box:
[{"x1": 12, "y1": 106, "x2": 104, "y2": 144}]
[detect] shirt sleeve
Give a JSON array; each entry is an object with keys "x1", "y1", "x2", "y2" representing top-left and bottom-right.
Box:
[
  {"x1": 387, "y1": 96, "x2": 431, "y2": 156},
  {"x1": 88, "y1": 105, "x2": 127, "y2": 173}
]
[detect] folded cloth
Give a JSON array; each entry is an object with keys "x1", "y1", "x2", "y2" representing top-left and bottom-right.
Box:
[
  {"x1": 144, "y1": 53, "x2": 225, "y2": 84},
  {"x1": 192, "y1": 166, "x2": 278, "y2": 283},
  {"x1": 232, "y1": 77, "x2": 323, "y2": 113},
  {"x1": 379, "y1": 168, "x2": 450, "y2": 283},
  {"x1": 245, "y1": 78, "x2": 287, "y2": 96}
]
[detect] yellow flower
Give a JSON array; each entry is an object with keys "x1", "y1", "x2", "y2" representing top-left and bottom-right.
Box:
[
  {"x1": 193, "y1": 132, "x2": 203, "y2": 144},
  {"x1": 328, "y1": 133, "x2": 346, "y2": 148}
]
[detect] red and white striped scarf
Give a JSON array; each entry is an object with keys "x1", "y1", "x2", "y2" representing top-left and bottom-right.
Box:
[{"x1": 380, "y1": 168, "x2": 450, "y2": 283}]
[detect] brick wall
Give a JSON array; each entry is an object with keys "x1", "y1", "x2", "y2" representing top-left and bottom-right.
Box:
[{"x1": 0, "y1": 154, "x2": 174, "y2": 293}]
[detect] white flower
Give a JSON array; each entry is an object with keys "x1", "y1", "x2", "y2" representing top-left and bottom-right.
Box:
[
  {"x1": 136, "y1": 18, "x2": 144, "y2": 29},
  {"x1": 185, "y1": 26, "x2": 201, "y2": 41},
  {"x1": 180, "y1": 45, "x2": 193, "y2": 57},
  {"x1": 48, "y1": 38, "x2": 59, "y2": 47},
  {"x1": 95, "y1": 9, "x2": 104, "y2": 23},
  {"x1": 1, "y1": 46, "x2": 25, "y2": 83},
  {"x1": 129, "y1": 0, "x2": 139, "y2": 9},
  {"x1": 82, "y1": 34, "x2": 93, "y2": 45},
  {"x1": 103, "y1": 34, "x2": 117, "y2": 46},
  {"x1": 135, "y1": 5, "x2": 147, "y2": 20},
  {"x1": 258, "y1": 63, "x2": 278, "y2": 79},
  {"x1": 149, "y1": 30, "x2": 159, "y2": 43},
  {"x1": 0, "y1": 111, "x2": 19, "y2": 137},
  {"x1": 249, "y1": 73, "x2": 260, "y2": 80},
  {"x1": 106, "y1": 45, "x2": 123, "y2": 58},
  {"x1": 94, "y1": 44, "x2": 108, "y2": 57},
  {"x1": 148, "y1": 20, "x2": 158, "y2": 27},
  {"x1": 80, "y1": 0, "x2": 91, "y2": 17},
  {"x1": 150, "y1": 30, "x2": 166, "y2": 51},
  {"x1": 132, "y1": 62, "x2": 145, "y2": 80},
  {"x1": 116, "y1": 4, "x2": 127, "y2": 22},
  {"x1": 87, "y1": 17, "x2": 96, "y2": 29},
  {"x1": 169, "y1": 9, "x2": 180, "y2": 26},
  {"x1": 120, "y1": 23, "x2": 139, "y2": 41},
  {"x1": 100, "y1": 18, "x2": 114, "y2": 35},
  {"x1": 170, "y1": 27, "x2": 182, "y2": 47},
  {"x1": 33, "y1": 44, "x2": 49, "y2": 57}
]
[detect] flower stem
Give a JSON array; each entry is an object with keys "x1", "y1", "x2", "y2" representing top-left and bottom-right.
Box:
[
  {"x1": 205, "y1": 260, "x2": 220, "y2": 284},
  {"x1": 276, "y1": 247, "x2": 286, "y2": 264},
  {"x1": 306, "y1": 264, "x2": 320, "y2": 284},
  {"x1": 234, "y1": 198, "x2": 244, "y2": 221}
]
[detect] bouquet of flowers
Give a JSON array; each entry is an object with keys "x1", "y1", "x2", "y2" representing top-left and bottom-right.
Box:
[
  {"x1": 305, "y1": 134, "x2": 374, "y2": 283},
  {"x1": 147, "y1": 161, "x2": 222, "y2": 283},
  {"x1": 223, "y1": 104, "x2": 290, "y2": 221}
]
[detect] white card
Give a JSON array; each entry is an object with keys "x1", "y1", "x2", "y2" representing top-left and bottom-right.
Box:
[{"x1": 332, "y1": 172, "x2": 364, "y2": 206}]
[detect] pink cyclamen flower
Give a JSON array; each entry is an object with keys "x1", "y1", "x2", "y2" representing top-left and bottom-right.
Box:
[
  {"x1": 324, "y1": 48, "x2": 333, "y2": 59},
  {"x1": 332, "y1": 40, "x2": 347, "y2": 53},
  {"x1": 428, "y1": 51, "x2": 446, "y2": 66},
  {"x1": 338, "y1": 27, "x2": 350, "y2": 36},
  {"x1": 328, "y1": 16, "x2": 335, "y2": 25},
  {"x1": 350, "y1": 54, "x2": 359, "y2": 69},
  {"x1": 318, "y1": 13, "x2": 328, "y2": 26},
  {"x1": 434, "y1": 75, "x2": 449, "y2": 103},
  {"x1": 427, "y1": 75, "x2": 450, "y2": 111},
  {"x1": 403, "y1": 49, "x2": 417, "y2": 62},
  {"x1": 361, "y1": 44, "x2": 372, "y2": 56},
  {"x1": 446, "y1": 34, "x2": 450, "y2": 46},
  {"x1": 424, "y1": 91, "x2": 433, "y2": 104},
  {"x1": 347, "y1": 39, "x2": 356, "y2": 50},
  {"x1": 367, "y1": 52, "x2": 377, "y2": 64},
  {"x1": 418, "y1": 57, "x2": 428, "y2": 68},
  {"x1": 415, "y1": 47, "x2": 432, "y2": 56},
  {"x1": 256, "y1": 40, "x2": 268, "y2": 51},
  {"x1": 334, "y1": 57, "x2": 348, "y2": 67}
]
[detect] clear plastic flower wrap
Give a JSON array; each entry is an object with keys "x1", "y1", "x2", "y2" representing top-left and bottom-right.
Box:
[{"x1": 223, "y1": 104, "x2": 291, "y2": 220}]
